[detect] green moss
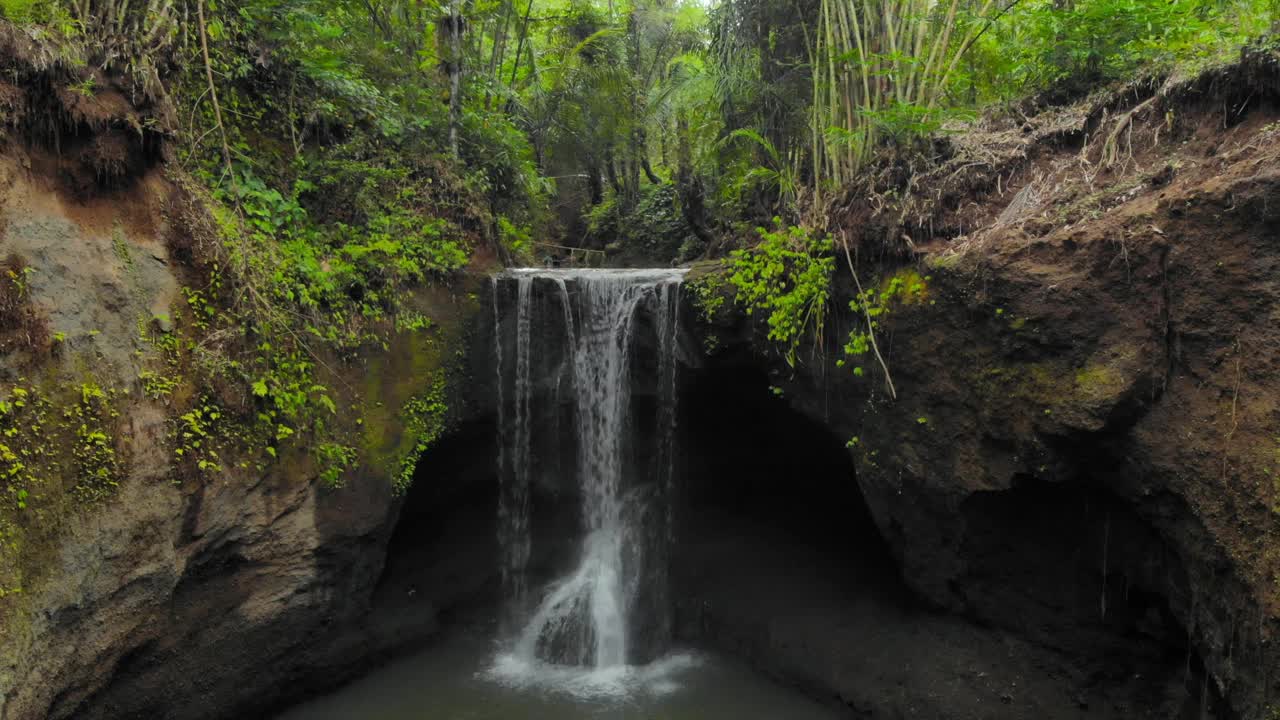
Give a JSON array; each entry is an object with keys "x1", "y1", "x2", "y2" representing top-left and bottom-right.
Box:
[
  {"x1": 315, "y1": 442, "x2": 358, "y2": 488},
  {"x1": 360, "y1": 328, "x2": 446, "y2": 473},
  {"x1": 925, "y1": 252, "x2": 964, "y2": 270},
  {"x1": 1073, "y1": 363, "x2": 1126, "y2": 400},
  {"x1": 880, "y1": 268, "x2": 930, "y2": 304},
  {"x1": 689, "y1": 271, "x2": 729, "y2": 323},
  {"x1": 393, "y1": 377, "x2": 449, "y2": 494},
  {"x1": 973, "y1": 360, "x2": 1072, "y2": 409},
  {"x1": 355, "y1": 284, "x2": 479, "y2": 489},
  {"x1": 841, "y1": 267, "x2": 931, "y2": 377}
]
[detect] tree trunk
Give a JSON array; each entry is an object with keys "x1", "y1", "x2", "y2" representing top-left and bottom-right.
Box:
[
  {"x1": 439, "y1": 5, "x2": 465, "y2": 157},
  {"x1": 484, "y1": 0, "x2": 512, "y2": 109},
  {"x1": 501, "y1": 0, "x2": 536, "y2": 113},
  {"x1": 675, "y1": 115, "x2": 713, "y2": 246},
  {"x1": 641, "y1": 156, "x2": 661, "y2": 185},
  {"x1": 605, "y1": 150, "x2": 623, "y2": 195},
  {"x1": 586, "y1": 159, "x2": 604, "y2": 205}
]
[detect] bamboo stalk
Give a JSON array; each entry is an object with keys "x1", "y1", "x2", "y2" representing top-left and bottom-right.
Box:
[{"x1": 196, "y1": 0, "x2": 238, "y2": 205}]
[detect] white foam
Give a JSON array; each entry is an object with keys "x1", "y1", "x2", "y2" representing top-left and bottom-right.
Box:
[{"x1": 479, "y1": 651, "x2": 703, "y2": 701}]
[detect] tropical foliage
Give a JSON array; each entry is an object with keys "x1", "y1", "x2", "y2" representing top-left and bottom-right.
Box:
[
  {"x1": 0, "y1": 0, "x2": 1268, "y2": 238},
  {"x1": 0, "y1": 0, "x2": 1269, "y2": 380}
]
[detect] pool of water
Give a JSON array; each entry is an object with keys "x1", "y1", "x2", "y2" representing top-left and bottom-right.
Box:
[{"x1": 277, "y1": 631, "x2": 844, "y2": 720}]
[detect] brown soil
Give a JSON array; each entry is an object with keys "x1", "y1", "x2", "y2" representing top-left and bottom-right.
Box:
[{"x1": 0, "y1": 25, "x2": 170, "y2": 199}]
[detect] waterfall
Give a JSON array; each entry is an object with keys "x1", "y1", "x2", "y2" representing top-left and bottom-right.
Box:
[
  {"x1": 491, "y1": 268, "x2": 686, "y2": 674},
  {"x1": 495, "y1": 276, "x2": 535, "y2": 619}
]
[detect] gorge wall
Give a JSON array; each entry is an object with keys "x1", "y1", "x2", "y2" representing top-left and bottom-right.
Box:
[{"x1": 689, "y1": 54, "x2": 1280, "y2": 718}]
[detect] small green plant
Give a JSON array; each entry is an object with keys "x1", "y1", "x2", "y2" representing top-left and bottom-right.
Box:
[
  {"x1": 71, "y1": 76, "x2": 97, "y2": 98},
  {"x1": 0, "y1": 0, "x2": 41, "y2": 23},
  {"x1": 689, "y1": 272, "x2": 727, "y2": 324},
  {"x1": 395, "y1": 377, "x2": 449, "y2": 494},
  {"x1": 4, "y1": 263, "x2": 33, "y2": 293},
  {"x1": 111, "y1": 227, "x2": 132, "y2": 268},
  {"x1": 173, "y1": 398, "x2": 226, "y2": 476},
  {"x1": 842, "y1": 270, "x2": 928, "y2": 379},
  {"x1": 395, "y1": 311, "x2": 434, "y2": 333},
  {"x1": 315, "y1": 442, "x2": 358, "y2": 488},
  {"x1": 138, "y1": 370, "x2": 179, "y2": 400},
  {"x1": 1, "y1": 386, "x2": 53, "y2": 511},
  {"x1": 70, "y1": 382, "x2": 124, "y2": 502},
  {"x1": 497, "y1": 215, "x2": 532, "y2": 257},
  {"x1": 182, "y1": 286, "x2": 218, "y2": 331},
  {"x1": 727, "y1": 220, "x2": 834, "y2": 366}
]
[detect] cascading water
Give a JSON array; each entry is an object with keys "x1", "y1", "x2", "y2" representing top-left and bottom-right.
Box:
[
  {"x1": 493, "y1": 275, "x2": 535, "y2": 620},
  {"x1": 488, "y1": 268, "x2": 686, "y2": 691}
]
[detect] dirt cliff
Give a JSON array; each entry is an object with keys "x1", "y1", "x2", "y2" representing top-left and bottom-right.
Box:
[{"x1": 692, "y1": 48, "x2": 1280, "y2": 718}]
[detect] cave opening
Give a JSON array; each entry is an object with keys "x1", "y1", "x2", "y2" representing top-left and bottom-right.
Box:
[
  {"x1": 373, "y1": 417, "x2": 501, "y2": 639},
  {"x1": 672, "y1": 359, "x2": 908, "y2": 608},
  {"x1": 668, "y1": 357, "x2": 937, "y2": 712},
  {"x1": 665, "y1": 353, "x2": 1232, "y2": 719}
]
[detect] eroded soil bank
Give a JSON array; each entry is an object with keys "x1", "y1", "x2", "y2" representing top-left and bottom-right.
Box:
[{"x1": 688, "y1": 50, "x2": 1280, "y2": 718}]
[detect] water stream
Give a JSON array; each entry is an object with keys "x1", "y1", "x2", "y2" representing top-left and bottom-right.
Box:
[{"x1": 493, "y1": 268, "x2": 684, "y2": 672}]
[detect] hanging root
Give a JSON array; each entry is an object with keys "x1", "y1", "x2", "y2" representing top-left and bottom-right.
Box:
[{"x1": 1097, "y1": 78, "x2": 1177, "y2": 170}]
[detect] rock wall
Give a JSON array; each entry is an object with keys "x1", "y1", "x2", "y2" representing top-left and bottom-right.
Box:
[
  {"x1": 692, "y1": 58, "x2": 1280, "y2": 718},
  {"x1": 0, "y1": 153, "x2": 459, "y2": 717},
  {"x1": 0, "y1": 57, "x2": 488, "y2": 718}
]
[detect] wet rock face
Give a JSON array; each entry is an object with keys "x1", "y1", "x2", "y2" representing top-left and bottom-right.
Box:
[
  {"x1": 0, "y1": 158, "x2": 481, "y2": 718},
  {"x1": 856, "y1": 171, "x2": 1279, "y2": 718}
]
